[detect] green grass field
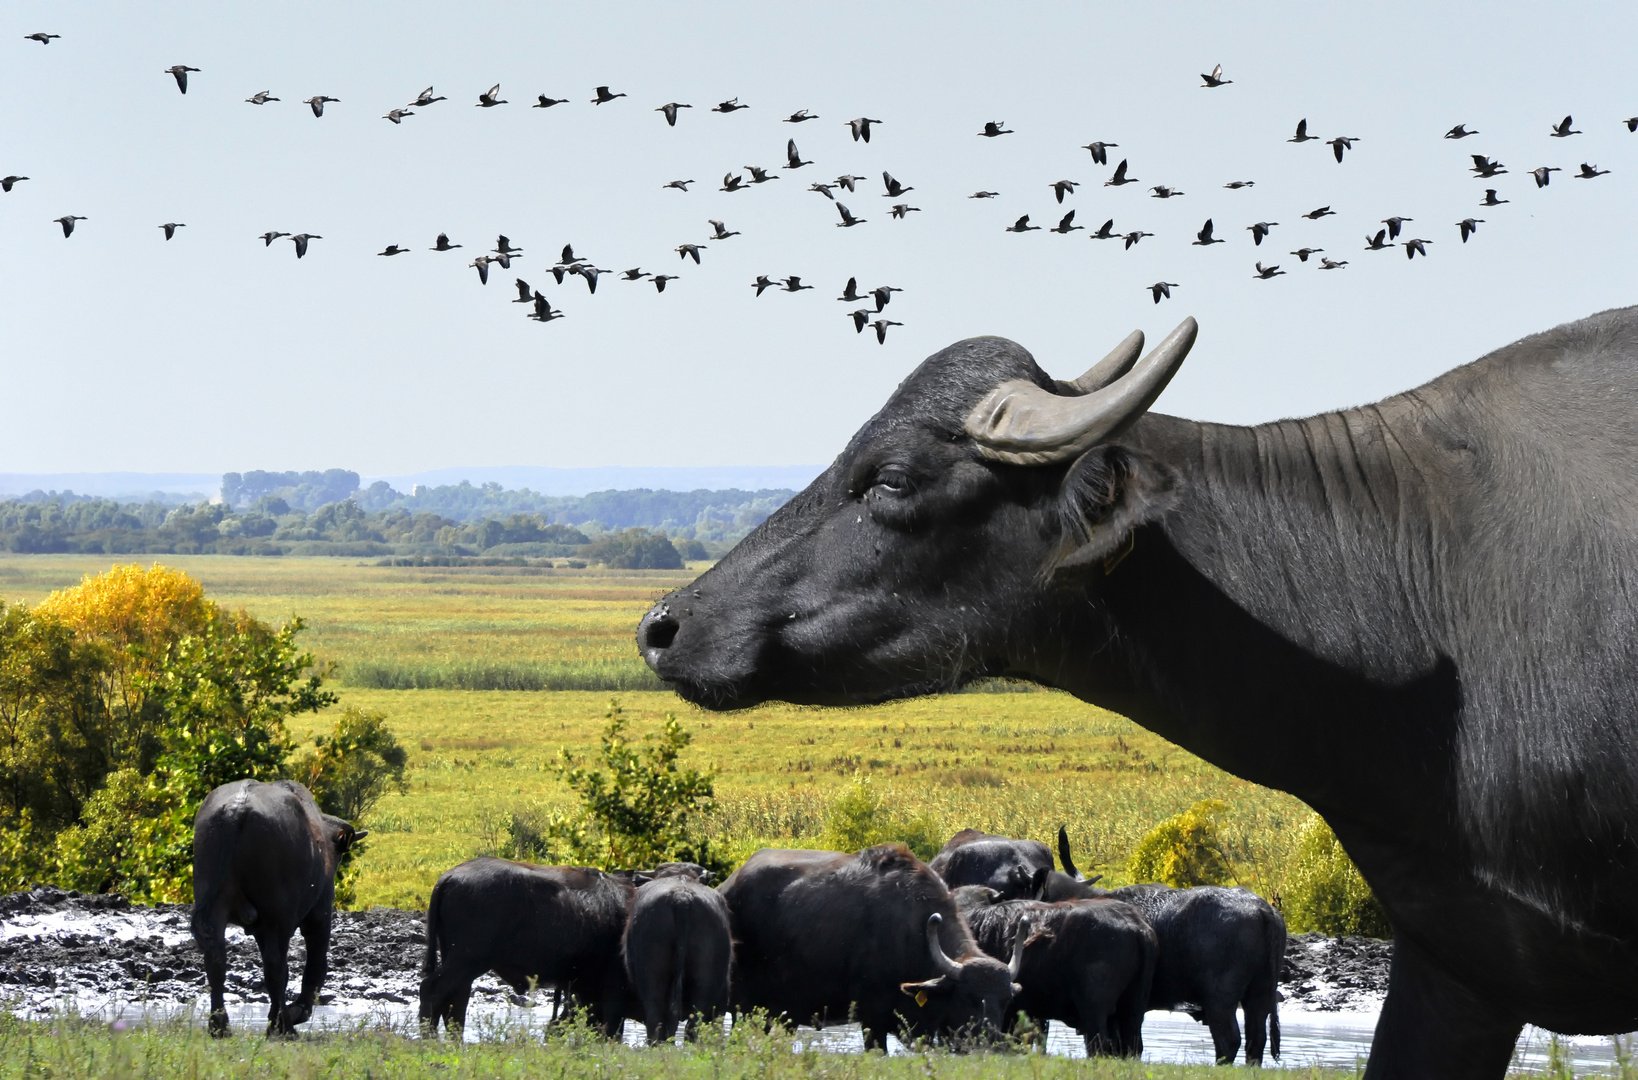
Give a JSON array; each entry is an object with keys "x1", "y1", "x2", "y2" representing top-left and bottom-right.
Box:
[{"x1": 0, "y1": 555, "x2": 1313, "y2": 911}]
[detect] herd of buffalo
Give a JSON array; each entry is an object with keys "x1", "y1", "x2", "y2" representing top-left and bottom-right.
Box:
[{"x1": 190, "y1": 778, "x2": 1284, "y2": 1064}]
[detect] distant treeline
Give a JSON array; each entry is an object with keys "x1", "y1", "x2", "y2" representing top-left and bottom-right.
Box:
[{"x1": 0, "y1": 486, "x2": 793, "y2": 562}]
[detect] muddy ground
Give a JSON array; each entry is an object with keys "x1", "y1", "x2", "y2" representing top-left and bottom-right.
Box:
[{"x1": 0, "y1": 886, "x2": 1391, "y2": 1022}]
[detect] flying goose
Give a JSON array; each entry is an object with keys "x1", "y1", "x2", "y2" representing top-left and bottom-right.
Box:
[
  {"x1": 289, "y1": 233, "x2": 321, "y2": 258},
  {"x1": 1223, "y1": 180, "x2": 1255, "y2": 189},
  {"x1": 378, "y1": 245, "x2": 409, "y2": 257},
  {"x1": 649, "y1": 274, "x2": 679, "y2": 292},
  {"x1": 1469, "y1": 155, "x2": 1506, "y2": 178},
  {"x1": 675, "y1": 243, "x2": 705, "y2": 264},
  {"x1": 1149, "y1": 185, "x2": 1183, "y2": 199},
  {"x1": 1318, "y1": 257, "x2": 1349, "y2": 269},
  {"x1": 1051, "y1": 180, "x2": 1079, "y2": 203},
  {"x1": 24, "y1": 33, "x2": 60, "y2": 44},
  {"x1": 620, "y1": 268, "x2": 649, "y2": 282},
  {"x1": 1288, "y1": 118, "x2": 1317, "y2": 143},
  {"x1": 245, "y1": 91, "x2": 279, "y2": 105},
  {"x1": 1480, "y1": 188, "x2": 1509, "y2": 206},
  {"x1": 1103, "y1": 159, "x2": 1137, "y2": 186},
  {"x1": 533, "y1": 95, "x2": 567, "y2": 108},
  {"x1": 721, "y1": 172, "x2": 746, "y2": 192},
  {"x1": 469, "y1": 255, "x2": 496, "y2": 284},
  {"x1": 780, "y1": 276, "x2": 814, "y2": 292},
  {"x1": 978, "y1": 121, "x2": 1013, "y2": 137},
  {"x1": 1005, "y1": 215, "x2": 1040, "y2": 233},
  {"x1": 1364, "y1": 229, "x2": 1392, "y2": 250},
  {"x1": 1381, "y1": 216, "x2": 1412, "y2": 239},
  {"x1": 1148, "y1": 282, "x2": 1178, "y2": 304},
  {"x1": 663, "y1": 180, "x2": 695, "y2": 191},
  {"x1": 494, "y1": 235, "x2": 522, "y2": 256},
  {"x1": 259, "y1": 231, "x2": 289, "y2": 246},
  {"x1": 1200, "y1": 64, "x2": 1232, "y2": 87},
  {"x1": 1445, "y1": 123, "x2": 1478, "y2": 139},
  {"x1": 870, "y1": 320, "x2": 902, "y2": 344},
  {"x1": 1247, "y1": 221, "x2": 1278, "y2": 246},
  {"x1": 849, "y1": 309, "x2": 872, "y2": 333},
  {"x1": 835, "y1": 174, "x2": 863, "y2": 192},
  {"x1": 303, "y1": 95, "x2": 339, "y2": 117},
  {"x1": 708, "y1": 219, "x2": 740, "y2": 239},
  {"x1": 1575, "y1": 162, "x2": 1610, "y2": 179},
  {"x1": 882, "y1": 172, "x2": 912, "y2": 197},
  {"x1": 1457, "y1": 218, "x2": 1484, "y2": 243},
  {"x1": 871, "y1": 285, "x2": 903, "y2": 311},
  {"x1": 1531, "y1": 166, "x2": 1561, "y2": 188},
  {"x1": 410, "y1": 88, "x2": 447, "y2": 107},
  {"x1": 745, "y1": 165, "x2": 778, "y2": 184},
  {"x1": 592, "y1": 86, "x2": 625, "y2": 104},
  {"x1": 657, "y1": 102, "x2": 692, "y2": 126},
  {"x1": 785, "y1": 139, "x2": 811, "y2": 169},
  {"x1": 1192, "y1": 219, "x2": 1224, "y2": 246},
  {"x1": 1122, "y1": 230, "x2": 1153, "y2": 249},
  {"x1": 1302, "y1": 206, "x2": 1336, "y2": 220},
  {"x1": 164, "y1": 66, "x2": 200, "y2": 94},
  {"x1": 889, "y1": 203, "x2": 920, "y2": 219},
  {"x1": 476, "y1": 84, "x2": 507, "y2": 107},
  {"x1": 1626, "y1": 117, "x2": 1638, "y2": 133},
  {"x1": 1402, "y1": 238, "x2": 1431, "y2": 259},
  {"x1": 1081, "y1": 141, "x2": 1118, "y2": 165},
  {"x1": 529, "y1": 295, "x2": 564, "y2": 322},
  {"x1": 158, "y1": 222, "x2": 185, "y2": 240},
  {"x1": 809, "y1": 182, "x2": 836, "y2": 199},
  {"x1": 1090, "y1": 218, "x2": 1117, "y2": 240},
  {"x1": 1050, "y1": 210, "x2": 1083, "y2": 234},
  {"x1": 836, "y1": 203, "x2": 867, "y2": 227},
  {"x1": 557, "y1": 244, "x2": 583, "y2": 266},
  {"x1": 752, "y1": 275, "x2": 775, "y2": 297},
  {"x1": 576, "y1": 265, "x2": 604, "y2": 293},
  {"x1": 712, "y1": 97, "x2": 748, "y2": 113},
  {"x1": 1327, "y1": 136, "x2": 1360, "y2": 163},
  {"x1": 432, "y1": 233, "x2": 462, "y2": 252},
  {"x1": 837, "y1": 277, "x2": 863, "y2": 302},
  {"x1": 784, "y1": 109, "x2": 818, "y2": 123},
  {"x1": 969, "y1": 191, "x2": 1000, "y2": 199},
  {"x1": 54, "y1": 215, "x2": 86, "y2": 237},
  {"x1": 1549, "y1": 115, "x2": 1581, "y2": 138},
  {"x1": 382, "y1": 109, "x2": 413, "y2": 124},
  {"x1": 846, "y1": 117, "x2": 882, "y2": 143},
  {"x1": 2, "y1": 176, "x2": 31, "y2": 192},
  {"x1": 1253, "y1": 261, "x2": 1285, "y2": 279}
]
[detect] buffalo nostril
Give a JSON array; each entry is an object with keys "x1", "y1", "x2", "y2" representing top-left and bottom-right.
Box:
[{"x1": 643, "y1": 614, "x2": 681, "y2": 651}]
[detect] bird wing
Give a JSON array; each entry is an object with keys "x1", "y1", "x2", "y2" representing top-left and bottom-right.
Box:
[
  {"x1": 1112, "y1": 160, "x2": 1127, "y2": 181},
  {"x1": 1295, "y1": 118, "x2": 1307, "y2": 137}
]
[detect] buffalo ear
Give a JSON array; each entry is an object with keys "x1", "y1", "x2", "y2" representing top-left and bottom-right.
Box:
[
  {"x1": 1051, "y1": 444, "x2": 1179, "y2": 579},
  {"x1": 1030, "y1": 867, "x2": 1049, "y2": 900},
  {"x1": 900, "y1": 977, "x2": 950, "y2": 1003}
]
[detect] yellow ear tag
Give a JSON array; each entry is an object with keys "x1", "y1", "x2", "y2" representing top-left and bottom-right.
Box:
[{"x1": 915, "y1": 991, "x2": 929, "y2": 1008}]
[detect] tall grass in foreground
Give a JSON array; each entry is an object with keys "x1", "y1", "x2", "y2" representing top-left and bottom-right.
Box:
[
  {"x1": 0, "y1": 1014, "x2": 1368, "y2": 1080},
  {"x1": 343, "y1": 657, "x2": 667, "y2": 691}
]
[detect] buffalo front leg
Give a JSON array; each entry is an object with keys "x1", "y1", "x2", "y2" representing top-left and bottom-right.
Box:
[
  {"x1": 285, "y1": 908, "x2": 331, "y2": 1031},
  {"x1": 255, "y1": 930, "x2": 294, "y2": 1037},
  {"x1": 1362, "y1": 937, "x2": 1521, "y2": 1080}
]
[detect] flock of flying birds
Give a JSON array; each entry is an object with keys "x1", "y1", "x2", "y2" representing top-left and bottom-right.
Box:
[{"x1": 9, "y1": 40, "x2": 1638, "y2": 337}]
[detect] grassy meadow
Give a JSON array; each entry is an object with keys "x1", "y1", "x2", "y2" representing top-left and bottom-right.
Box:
[{"x1": 0, "y1": 555, "x2": 1314, "y2": 911}]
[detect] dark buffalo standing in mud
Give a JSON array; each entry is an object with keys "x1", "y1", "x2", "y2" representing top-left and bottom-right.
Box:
[
  {"x1": 622, "y1": 872, "x2": 732, "y2": 1043},
  {"x1": 957, "y1": 891, "x2": 1156, "y2": 1056},
  {"x1": 718, "y1": 844, "x2": 1023, "y2": 1048},
  {"x1": 1056, "y1": 829, "x2": 1286, "y2": 1064},
  {"x1": 929, "y1": 829, "x2": 1056, "y2": 900},
  {"x1": 419, "y1": 856, "x2": 634, "y2": 1035},
  {"x1": 639, "y1": 308, "x2": 1638, "y2": 1078},
  {"x1": 191, "y1": 779, "x2": 363, "y2": 1036}
]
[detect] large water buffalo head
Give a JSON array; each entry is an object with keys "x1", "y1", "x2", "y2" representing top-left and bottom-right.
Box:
[
  {"x1": 898, "y1": 913, "x2": 1024, "y2": 1039},
  {"x1": 637, "y1": 319, "x2": 1198, "y2": 708}
]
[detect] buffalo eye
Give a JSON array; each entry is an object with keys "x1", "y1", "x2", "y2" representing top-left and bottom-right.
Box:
[{"x1": 870, "y1": 468, "x2": 914, "y2": 497}]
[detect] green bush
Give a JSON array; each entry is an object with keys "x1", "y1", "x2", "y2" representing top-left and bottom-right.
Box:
[
  {"x1": 822, "y1": 776, "x2": 940, "y2": 862},
  {"x1": 1280, "y1": 812, "x2": 1391, "y2": 937},
  {"x1": 290, "y1": 705, "x2": 408, "y2": 823},
  {"x1": 585, "y1": 528, "x2": 684, "y2": 570},
  {"x1": 512, "y1": 700, "x2": 729, "y2": 876},
  {"x1": 1128, "y1": 798, "x2": 1236, "y2": 888}
]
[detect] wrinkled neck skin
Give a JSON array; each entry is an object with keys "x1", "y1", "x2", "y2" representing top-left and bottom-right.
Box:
[{"x1": 1025, "y1": 410, "x2": 1458, "y2": 843}]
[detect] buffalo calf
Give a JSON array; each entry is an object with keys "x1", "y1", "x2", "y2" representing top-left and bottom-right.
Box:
[
  {"x1": 419, "y1": 856, "x2": 635, "y2": 1035},
  {"x1": 929, "y1": 829, "x2": 1056, "y2": 900},
  {"x1": 191, "y1": 779, "x2": 363, "y2": 1036},
  {"x1": 622, "y1": 874, "x2": 732, "y2": 1043}
]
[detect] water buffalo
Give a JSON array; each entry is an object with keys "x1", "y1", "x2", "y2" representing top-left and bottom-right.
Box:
[
  {"x1": 419, "y1": 856, "x2": 635, "y2": 1035},
  {"x1": 717, "y1": 843, "x2": 1023, "y2": 1048},
  {"x1": 929, "y1": 829, "x2": 1054, "y2": 899},
  {"x1": 1055, "y1": 828, "x2": 1286, "y2": 1064},
  {"x1": 191, "y1": 779, "x2": 364, "y2": 1036},
  {"x1": 622, "y1": 873, "x2": 732, "y2": 1043},
  {"x1": 957, "y1": 891, "x2": 1156, "y2": 1056},
  {"x1": 638, "y1": 308, "x2": 1638, "y2": 1078}
]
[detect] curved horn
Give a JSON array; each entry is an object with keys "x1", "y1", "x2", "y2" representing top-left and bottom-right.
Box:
[
  {"x1": 925, "y1": 913, "x2": 963, "y2": 978},
  {"x1": 1058, "y1": 825, "x2": 1081, "y2": 881},
  {"x1": 1008, "y1": 916, "x2": 1029, "y2": 978},
  {"x1": 1058, "y1": 329, "x2": 1143, "y2": 395},
  {"x1": 964, "y1": 317, "x2": 1198, "y2": 466}
]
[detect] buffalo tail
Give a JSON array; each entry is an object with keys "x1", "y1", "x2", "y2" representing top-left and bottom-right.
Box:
[{"x1": 667, "y1": 921, "x2": 688, "y2": 1033}]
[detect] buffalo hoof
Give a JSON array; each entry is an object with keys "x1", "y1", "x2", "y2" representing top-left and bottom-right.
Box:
[{"x1": 208, "y1": 1010, "x2": 230, "y2": 1038}]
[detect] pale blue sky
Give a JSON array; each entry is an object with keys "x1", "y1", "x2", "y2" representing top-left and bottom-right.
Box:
[{"x1": 3, "y1": 2, "x2": 1635, "y2": 475}]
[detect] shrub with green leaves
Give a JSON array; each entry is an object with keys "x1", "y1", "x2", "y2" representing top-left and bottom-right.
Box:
[
  {"x1": 822, "y1": 775, "x2": 940, "y2": 862},
  {"x1": 290, "y1": 705, "x2": 408, "y2": 823},
  {"x1": 1280, "y1": 812, "x2": 1391, "y2": 937},
  {"x1": 510, "y1": 700, "x2": 728, "y2": 875},
  {"x1": 1128, "y1": 798, "x2": 1236, "y2": 888}
]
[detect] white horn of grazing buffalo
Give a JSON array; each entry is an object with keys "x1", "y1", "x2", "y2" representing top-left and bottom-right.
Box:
[
  {"x1": 925, "y1": 913, "x2": 964, "y2": 978},
  {"x1": 1008, "y1": 916, "x2": 1029, "y2": 978},
  {"x1": 964, "y1": 317, "x2": 1199, "y2": 466},
  {"x1": 1059, "y1": 329, "x2": 1144, "y2": 395}
]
